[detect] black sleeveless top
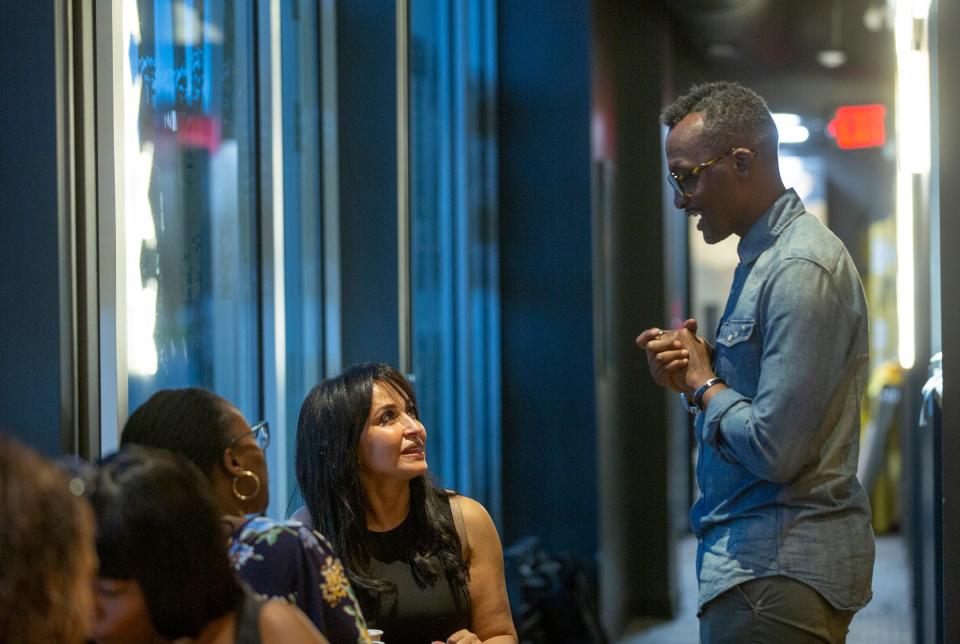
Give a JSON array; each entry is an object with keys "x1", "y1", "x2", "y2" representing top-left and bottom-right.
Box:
[{"x1": 362, "y1": 498, "x2": 471, "y2": 644}]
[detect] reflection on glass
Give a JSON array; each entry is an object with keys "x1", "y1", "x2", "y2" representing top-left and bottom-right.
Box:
[
  {"x1": 120, "y1": 0, "x2": 259, "y2": 420},
  {"x1": 409, "y1": 1, "x2": 501, "y2": 511},
  {"x1": 410, "y1": 1, "x2": 455, "y2": 489},
  {"x1": 280, "y1": 0, "x2": 324, "y2": 512}
]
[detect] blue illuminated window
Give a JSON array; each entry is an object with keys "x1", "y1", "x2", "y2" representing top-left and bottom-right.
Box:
[{"x1": 409, "y1": 0, "x2": 502, "y2": 521}]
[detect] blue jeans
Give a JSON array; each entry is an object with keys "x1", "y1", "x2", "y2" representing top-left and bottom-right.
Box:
[{"x1": 699, "y1": 576, "x2": 856, "y2": 644}]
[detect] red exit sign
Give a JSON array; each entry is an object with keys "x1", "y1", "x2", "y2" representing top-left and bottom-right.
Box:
[{"x1": 827, "y1": 104, "x2": 887, "y2": 150}]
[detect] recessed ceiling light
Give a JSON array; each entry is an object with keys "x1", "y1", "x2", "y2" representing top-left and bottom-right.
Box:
[
  {"x1": 820, "y1": 0, "x2": 847, "y2": 69},
  {"x1": 817, "y1": 49, "x2": 847, "y2": 68},
  {"x1": 862, "y1": 4, "x2": 888, "y2": 32}
]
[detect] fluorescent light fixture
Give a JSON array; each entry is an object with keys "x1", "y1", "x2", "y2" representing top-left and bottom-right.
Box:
[
  {"x1": 892, "y1": 0, "x2": 930, "y2": 370},
  {"x1": 897, "y1": 51, "x2": 931, "y2": 173},
  {"x1": 816, "y1": 49, "x2": 847, "y2": 69},
  {"x1": 772, "y1": 113, "x2": 810, "y2": 144},
  {"x1": 895, "y1": 169, "x2": 915, "y2": 370},
  {"x1": 894, "y1": 0, "x2": 909, "y2": 54}
]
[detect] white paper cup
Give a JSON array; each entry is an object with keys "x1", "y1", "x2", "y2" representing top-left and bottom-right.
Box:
[{"x1": 367, "y1": 629, "x2": 384, "y2": 642}]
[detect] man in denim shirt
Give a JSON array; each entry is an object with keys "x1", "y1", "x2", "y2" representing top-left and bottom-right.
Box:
[{"x1": 638, "y1": 82, "x2": 874, "y2": 643}]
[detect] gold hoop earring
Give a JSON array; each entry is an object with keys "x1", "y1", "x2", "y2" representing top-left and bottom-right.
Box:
[{"x1": 232, "y1": 470, "x2": 261, "y2": 501}]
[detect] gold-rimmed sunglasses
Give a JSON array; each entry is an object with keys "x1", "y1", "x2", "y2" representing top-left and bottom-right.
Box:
[{"x1": 668, "y1": 147, "x2": 756, "y2": 197}]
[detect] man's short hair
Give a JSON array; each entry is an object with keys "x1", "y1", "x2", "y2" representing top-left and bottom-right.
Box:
[{"x1": 660, "y1": 81, "x2": 778, "y2": 152}]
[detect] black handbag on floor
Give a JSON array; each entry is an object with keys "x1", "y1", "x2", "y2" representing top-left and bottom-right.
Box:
[{"x1": 505, "y1": 536, "x2": 608, "y2": 644}]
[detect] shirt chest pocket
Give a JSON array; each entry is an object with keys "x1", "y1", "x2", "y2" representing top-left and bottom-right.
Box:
[{"x1": 714, "y1": 318, "x2": 760, "y2": 396}]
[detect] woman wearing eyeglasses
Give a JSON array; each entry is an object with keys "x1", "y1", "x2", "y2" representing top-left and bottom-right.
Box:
[{"x1": 122, "y1": 388, "x2": 371, "y2": 644}]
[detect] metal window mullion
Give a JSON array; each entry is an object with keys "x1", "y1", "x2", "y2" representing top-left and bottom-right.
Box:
[
  {"x1": 295, "y1": 0, "x2": 323, "y2": 389},
  {"x1": 439, "y1": 3, "x2": 456, "y2": 490},
  {"x1": 397, "y1": 0, "x2": 412, "y2": 376},
  {"x1": 257, "y1": 0, "x2": 287, "y2": 519},
  {"x1": 478, "y1": 0, "x2": 502, "y2": 526},
  {"x1": 94, "y1": 0, "x2": 128, "y2": 457},
  {"x1": 452, "y1": 0, "x2": 472, "y2": 497},
  {"x1": 61, "y1": 0, "x2": 102, "y2": 459},
  {"x1": 73, "y1": 0, "x2": 102, "y2": 459},
  {"x1": 56, "y1": 0, "x2": 79, "y2": 455},
  {"x1": 321, "y1": 0, "x2": 342, "y2": 377}
]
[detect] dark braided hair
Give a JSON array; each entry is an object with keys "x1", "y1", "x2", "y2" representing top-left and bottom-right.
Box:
[
  {"x1": 120, "y1": 387, "x2": 236, "y2": 478},
  {"x1": 295, "y1": 363, "x2": 469, "y2": 617}
]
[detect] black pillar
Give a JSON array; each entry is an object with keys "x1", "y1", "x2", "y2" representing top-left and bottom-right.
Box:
[
  {"x1": 592, "y1": 0, "x2": 680, "y2": 635},
  {"x1": 337, "y1": 0, "x2": 399, "y2": 368},
  {"x1": 0, "y1": 1, "x2": 71, "y2": 457},
  {"x1": 497, "y1": 0, "x2": 598, "y2": 559},
  {"x1": 934, "y1": 1, "x2": 960, "y2": 641}
]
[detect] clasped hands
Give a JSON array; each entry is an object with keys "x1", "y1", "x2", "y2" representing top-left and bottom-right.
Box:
[{"x1": 636, "y1": 318, "x2": 715, "y2": 394}]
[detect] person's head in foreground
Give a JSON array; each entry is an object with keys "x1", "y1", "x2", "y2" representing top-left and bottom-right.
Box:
[
  {"x1": 0, "y1": 433, "x2": 97, "y2": 644},
  {"x1": 660, "y1": 80, "x2": 785, "y2": 244},
  {"x1": 90, "y1": 445, "x2": 330, "y2": 644},
  {"x1": 120, "y1": 387, "x2": 270, "y2": 518},
  {"x1": 88, "y1": 445, "x2": 248, "y2": 643}
]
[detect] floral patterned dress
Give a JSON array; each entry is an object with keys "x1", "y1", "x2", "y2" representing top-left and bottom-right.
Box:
[{"x1": 228, "y1": 516, "x2": 371, "y2": 644}]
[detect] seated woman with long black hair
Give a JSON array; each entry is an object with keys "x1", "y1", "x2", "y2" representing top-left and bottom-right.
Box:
[
  {"x1": 294, "y1": 363, "x2": 518, "y2": 644},
  {"x1": 121, "y1": 388, "x2": 370, "y2": 643},
  {"x1": 88, "y1": 445, "x2": 327, "y2": 643}
]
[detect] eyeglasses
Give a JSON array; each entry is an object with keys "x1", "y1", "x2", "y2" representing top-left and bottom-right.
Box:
[
  {"x1": 230, "y1": 421, "x2": 270, "y2": 451},
  {"x1": 667, "y1": 147, "x2": 754, "y2": 197}
]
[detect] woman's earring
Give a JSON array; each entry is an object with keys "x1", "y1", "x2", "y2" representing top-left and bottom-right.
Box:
[{"x1": 232, "y1": 469, "x2": 261, "y2": 501}]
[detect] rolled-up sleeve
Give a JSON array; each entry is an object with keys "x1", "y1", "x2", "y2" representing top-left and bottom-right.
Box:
[{"x1": 701, "y1": 256, "x2": 857, "y2": 483}]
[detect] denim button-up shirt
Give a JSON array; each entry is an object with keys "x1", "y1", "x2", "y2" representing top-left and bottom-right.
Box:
[{"x1": 691, "y1": 189, "x2": 874, "y2": 611}]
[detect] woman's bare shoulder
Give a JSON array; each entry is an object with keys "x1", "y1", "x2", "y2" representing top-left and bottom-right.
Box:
[
  {"x1": 451, "y1": 494, "x2": 500, "y2": 541},
  {"x1": 258, "y1": 600, "x2": 329, "y2": 644}
]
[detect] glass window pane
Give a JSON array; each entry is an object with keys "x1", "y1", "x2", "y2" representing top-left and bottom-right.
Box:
[
  {"x1": 409, "y1": 1, "x2": 501, "y2": 515},
  {"x1": 410, "y1": 1, "x2": 456, "y2": 489},
  {"x1": 281, "y1": 0, "x2": 324, "y2": 515},
  {"x1": 120, "y1": 0, "x2": 259, "y2": 421}
]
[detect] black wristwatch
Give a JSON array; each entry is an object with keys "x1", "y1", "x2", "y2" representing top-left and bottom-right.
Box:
[
  {"x1": 680, "y1": 377, "x2": 726, "y2": 415},
  {"x1": 693, "y1": 377, "x2": 726, "y2": 410}
]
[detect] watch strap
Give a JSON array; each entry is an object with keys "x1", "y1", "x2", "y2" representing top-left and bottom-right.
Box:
[{"x1": 693, "y1": 377, "x2": 726, "y2": 410}]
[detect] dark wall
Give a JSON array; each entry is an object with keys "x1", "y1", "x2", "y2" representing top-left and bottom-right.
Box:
[
  {"x1": 935, "y1": 0, "x2": 960, "y2": 640},
  {"x1": 592, "y1": 0, "x2": 677, "y2": 632},
  {"x1": 824, "y1": 147, "x2": 895, "y2": 277},
  {"x1": 0, "y1": 1, "x2": 65, "y2": 457},
  {"x1": 497, "y1": 0, "x2": 597, "y2": 558},
  {"x1": 337, "y1": 0, "x2": 399, "y2": 368}
]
